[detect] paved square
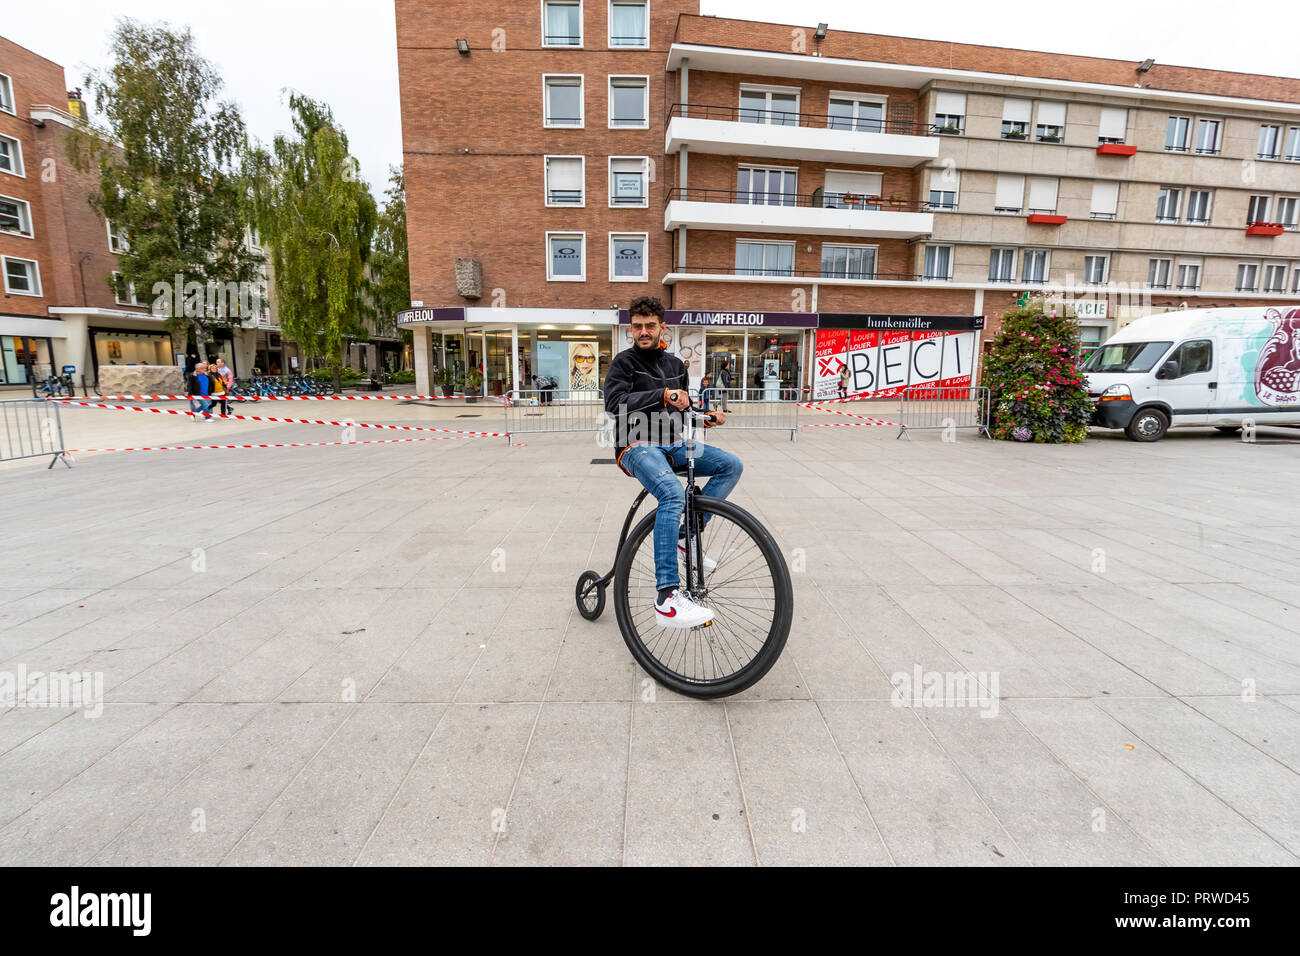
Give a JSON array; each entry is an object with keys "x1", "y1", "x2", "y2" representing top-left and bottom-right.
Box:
[{"x1": 2, "y1": 400, "x2": 1299, "y2": 865}]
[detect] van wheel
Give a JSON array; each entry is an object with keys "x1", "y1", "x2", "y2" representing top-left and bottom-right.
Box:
[
  {"x1": 1126, "y1": 408, "x2": 1169, "y2": 442},
  {"x1": 1215, "y1": 425, "x2": 1241, "y2": 435}
]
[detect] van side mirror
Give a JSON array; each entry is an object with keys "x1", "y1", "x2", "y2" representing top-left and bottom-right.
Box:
[{"x1": 1156, "y1": 360, "x2": 1180, "y2": 380}]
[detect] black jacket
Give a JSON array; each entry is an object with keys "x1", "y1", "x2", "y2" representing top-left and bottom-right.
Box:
[{"x1": 604, "y1": 344, "x2": 688, "y2": 468}]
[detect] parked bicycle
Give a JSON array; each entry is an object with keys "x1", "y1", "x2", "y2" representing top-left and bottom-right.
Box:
[
  {"x1": 33, "y1": 373, "x2": 75, "y2": 399},
  {"x1": 575, "y1": 409, "x2": 793, "y2": 698}
]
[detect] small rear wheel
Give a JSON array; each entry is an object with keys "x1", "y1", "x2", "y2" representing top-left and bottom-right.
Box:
[{"x1": 575, "y1": 570, "x2": 606, "y2": 621}]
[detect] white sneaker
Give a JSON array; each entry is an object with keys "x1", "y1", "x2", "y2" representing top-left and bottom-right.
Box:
[
  {"x1": 678, "y1": 539, "x2": 718, "y2": 573},
  {"x1": 654, "y1": 589, "x2": 715, "y2": 629}
]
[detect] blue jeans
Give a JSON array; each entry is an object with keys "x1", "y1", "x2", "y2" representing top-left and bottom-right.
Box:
[
  {"x1": 621, "y1": 440, "x2": 743, "y2": 591},
  {"x1": 190, "y1": 398, "x2": 212, "y2": 416}
]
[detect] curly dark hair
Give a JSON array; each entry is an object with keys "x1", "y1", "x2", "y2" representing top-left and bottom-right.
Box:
[{"x1": 628, "y1": 295, "x2": 665, "y2": 320}]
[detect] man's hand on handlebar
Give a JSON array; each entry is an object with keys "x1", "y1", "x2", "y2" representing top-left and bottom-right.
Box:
[
  {"x1": 666, "y1": 388, "x2": 690, "y2": 411},
  {"x1": 709, "y1": 409, "x2": 727, "y2": 426}
]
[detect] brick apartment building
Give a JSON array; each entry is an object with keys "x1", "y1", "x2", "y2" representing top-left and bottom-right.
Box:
[
  {"x1": 396, "y1": 2, "x2": 1300, "y2": 398},
  {"x1": 0, "y1": 35, "x2": 293, "y2": 389}
]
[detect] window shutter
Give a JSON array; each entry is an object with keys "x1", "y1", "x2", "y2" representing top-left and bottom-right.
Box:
[
  {"x1": 1098, "y1": 107, "x2": 1127, "y2": 140},
  {"x1": 1090, "y1": 181, "x2": 1119, "y2": 215},
  {"x1": 1036, "y1": 102, "x2": 1065, "y2": 127},
  {"x1": 1028, "y1": 177, "x2": 1058, "y2": 211},
  {"x1": 935, "y1": 92, "x2": 966, "y2": 115},
  {"x1": 547, "y1": 157, "x2": 582, "y2": 191},
  {"x1": 994, "y1": 174, "x2": 1024, "y2": 209},
  {"x1": 824, "y1": 171, "x2": 883, "y2": 196},
  {"x1": 1002, "y1": 98, "x2": 1031, "y2": 123}
]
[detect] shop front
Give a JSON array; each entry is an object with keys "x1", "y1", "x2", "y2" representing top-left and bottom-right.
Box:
[
  {"x1": 812, "y1": 314, "x2": 986, "y2": 399},
  {"x1": 91, "y1": 327, "x2": 175, "y2": 373},
  {"x1": 0, "y1": 334, "x2": 55, "y2": 385}
]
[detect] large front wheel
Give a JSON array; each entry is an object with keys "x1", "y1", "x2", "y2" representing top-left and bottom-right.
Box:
[{"x1": 613, "y1": 496, "x2": 792, "y2": 699}]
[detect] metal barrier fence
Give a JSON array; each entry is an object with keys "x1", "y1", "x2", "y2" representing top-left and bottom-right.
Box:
[
  {"x1": 503, "y1": 387, "x2": 799, "y2": 441},
  {"x1": 896, "y1": 386, "x2": 990, "y2": 439},
  {"x1": 1, "y1": 399, "x2": 70, "y2": 468},
  {"x1": 504, "y1": 389, "x2": 607, "y2": 437},
  {"x1": 693, "y1": 387, "x2": 799, "y2": 441}
]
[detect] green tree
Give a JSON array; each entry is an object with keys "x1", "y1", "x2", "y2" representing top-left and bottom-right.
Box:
[
  {"x1": 244, "y1": 93, "x2": 377, "y2": 390},
  {"x1": 70, "y1": 20, "x2": 262, "y2": 360},
  {"x1": 982, "y1": 300, "x2": 1094, "y2": 443},
  {"x1": 366, "y1": 166, "x2": 411, "y2": 343}
]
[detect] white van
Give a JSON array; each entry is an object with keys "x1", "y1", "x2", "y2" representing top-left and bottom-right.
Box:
[{"x1": 1085, "y1": 306, "x2": 1300, "y2": 441}]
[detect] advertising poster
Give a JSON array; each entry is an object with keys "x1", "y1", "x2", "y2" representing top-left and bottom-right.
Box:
[
  {"x1": 813, "y1": 329, "x2": 978, "y2": 398},
  {"x1": 568, "y1": 341, "x2": 600, "y2": 398},
  {"x1": 674, "y1": 327, "x2": 704, "y2": 392},
  {"x1": 536, "y1": 341, "x2": 568, "y2": 390}
]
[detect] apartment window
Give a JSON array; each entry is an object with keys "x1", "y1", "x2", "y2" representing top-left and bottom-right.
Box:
[
  {"x1": 928, "y1": 179, "x2": 957, "y2": 210},
  {"x1": 1185, "y1": 190, "x2": 1212, "y2": 224},
  {"x1": 545, "y1": 156, "x2": 584, "y2": 206},
  {"x1": 0, "y1": 133, "x2": 22, "y2": 176},
  {"x1": 1236, "y1": 262, "x2": 1259, "y2": 292},
  {"x1": 994, "y1": 174, "x2": 1024, "y2": 214},
  {"x1": 933, "y1": 92, "x2": 965, "y2": 134},
  {"x1": 1035, "y1": 102, "x2": 1065, "y2": 142},
  {"x1": 923, "y1": 245, "x2": 952, "y2": 281},
  {"x1": 1083, "y1": 255, "x2": 1109, "y2": 285},
  {"x1": 609, "y1": 156, "x2": 647, "y2": 206},
  {"x1": 543, "y1": 1, "x2": 582, "y2": 47},
  {"x1": 1176, "y1": 262, "x2": 1201, "y2": 290},
  {"x1": 1098, "y1": 107, "x2": 1128, "y2": 144},
  {"x1": 1020, "y1": 248, "x2": 1049, "y2": 284},
  {"x1": 1247, "y1": 195, "x2": 1271, "y2": 225},
  {"x1": 106, "y1": 219, "x2": 130, "y2": 253},
  {"x1": 0, "y1": 73, "x2": 14, "y2": 115},
  {"x1": 735, "y1": 239, "x2": 794, "y2": 277},
  {"x1": 1194, "y1": 119, "x2": 1222, "y2": 155},
  {"x1": 609, "y1": 76, "x2": 648, "y2": 128},
  {"x1": 1090, "y1": 181, "x2": 1119, "y2": 220},
  {"x1": 738, "y1": 166, "x2": 797, "y2": 206},
  {"x1": 1287, "y1": 128, "x2": 1300, "y2": 162},
  {"x1": 821, "y1": 244, "x2": 877, "y2": 280},
  {"x1": 543, "y1": 76, "x2": 583, "y2": 127},
  {"x1": 1156, "y1": 187, "x2": 1181, "y2": 222},
  {"x1": 112, "y1": 272, "x2": 140, "y2": 306},
  {"x1": 1258, "y1": 124, "x2": 1282, "y2": 160},
  {"x1": 988, "y1": 248, "x2": 1016, "y2": 283},
  {"x1": 1277, "y1": 196, "x2": 1299, "y2": 229},
  {"x1": 1263, "y1": 263, "x2": 1287, "y2": 293},
  {"x1": 1293, "y1": 266, "x2": 1300, "y2": 294},
  {"x1": 610, "y1": 233, "x2": 647, "y2": 281},
  {"x1": 2, "y1": 256, "x2": 41, "y2": 295},
  {"x1": 1027, "y1": 177, "x2": 1059, "y2": 215},
  {"x1": 1001, "y1": 98, "x2": 1031, "y2": 139},
  {"x1": 0, "y1": 195, "x2": 33, "y2": 237},
  {"x1": 609, "y1": 0, "x2": 648, "y2": 47},
  {"x1": 1165, "y1": 116, "x2": 1190, "y2": 152},
  {"x1": 546, "y1": 232, "x2": 585, "y2": 280},
  {"x1": 828, "y1": 94, "x2": 885, "y2": 133},
  {"x1": 739, "y1": 86, "x2": 799, "y2": 126},
  {"x1": 822, "y1": 170, "x2": 881, "y2": 209},
  {"x1": 1148, "y1": 258, "x2": 1172, "y2": 289},
  {"x1": 246, "y1": 227, "x2": 262, "y2": 252}
]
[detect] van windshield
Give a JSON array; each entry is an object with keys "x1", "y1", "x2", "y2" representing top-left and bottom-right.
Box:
[{"x1": 1084, "y1": 341, "x2": 1173, "y2": 373}]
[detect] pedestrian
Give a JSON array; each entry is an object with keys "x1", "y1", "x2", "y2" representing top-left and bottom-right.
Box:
[
  {"x1": 187, "y1": 362, "x2": 214, "y2": 421},
  {"x1": 210, "y1": 359, "x2": 231, "y2": 417},
  {"x1": 838, "y1": 362, "x2": 850, "y2": 400},
  {"x1": 214, "y1": 358, "x2": 235, "y2": 413},
  {"x1": 698, "y1": 374, "x2": 712, "y2": 412},
  {"x1": 716, "y1": 360, "x2": 731, "y2": 412}
]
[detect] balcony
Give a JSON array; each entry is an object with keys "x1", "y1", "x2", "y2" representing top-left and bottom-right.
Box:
[
  {"x1": 1026, "y1": 209, "x2": 1067, "y2": 225},
  {"x1": 664, "y1": 104, "x2": 939, "y2": 166},
  {"x1": 664, "y1": 265, "x2": 931, "y2": 284},
  {"x1": 663, "y1": 187, "x2": 934, "y2": 239},
  {"x1": 1096, "y1": 141, "x2": 1137, "y2": 156},
  {"x1": 1246, "y1": 221, "x2": 1285, "y2": 236}
]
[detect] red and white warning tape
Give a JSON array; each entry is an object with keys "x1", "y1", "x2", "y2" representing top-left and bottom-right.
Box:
[
  {"x1": 89, "y1": 393, "x2": 487, "y2": 402},
  {"x1": 799, "y1": 419, "x2": 899, "y2": 428},
  {"x1": 49, "y1": 399, "x2": 504, "y2": 437},
  {"x1": 61, "y1": 436, "x2": 465, "y2": 455}
]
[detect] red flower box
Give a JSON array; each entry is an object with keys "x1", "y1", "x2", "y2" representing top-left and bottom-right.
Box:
[
  {"x1": 1027, "y1": 213, "x2": 1068, "y2": 225},
  {"x1": 1246, "y1": 223, "x2": 1284, "y2": 236},
  {"x1": 1096, "y1": 143, "x2": 1137, "y2": 156}
]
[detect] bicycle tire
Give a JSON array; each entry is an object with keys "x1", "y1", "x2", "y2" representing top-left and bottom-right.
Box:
[{"x1": 612, "y1": 496, "x2": 792, "y2": 699}]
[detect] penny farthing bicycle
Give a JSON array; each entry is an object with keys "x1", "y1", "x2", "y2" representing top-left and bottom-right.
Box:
[{"x1": 575, "y1": 409, "x2": 793, "y2": 698}]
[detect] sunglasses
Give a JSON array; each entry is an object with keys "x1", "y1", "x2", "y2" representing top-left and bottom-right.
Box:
[{"x1": 573, "y1": 355, "x2": 596, "y2": 364}]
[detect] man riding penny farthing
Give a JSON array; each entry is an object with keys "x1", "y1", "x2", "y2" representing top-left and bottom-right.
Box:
[{"x1": 574, "y1": 296, "x2": 792, "y2": 699}]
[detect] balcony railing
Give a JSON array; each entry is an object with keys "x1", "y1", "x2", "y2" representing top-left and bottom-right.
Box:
[
  {"x1": 666, "y1": 103, "x2": 939, "y2": 136},
  {"x1": 669, "y1": 264, "x2": 931, "y2": 281},
  {"x1": 665, "y1": 187, "x2": 929, "y2": 212}
]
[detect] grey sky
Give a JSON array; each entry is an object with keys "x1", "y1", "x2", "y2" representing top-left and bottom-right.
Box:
[{"x1": 3, "y1": 0, "x2": 1296, "y2": 198}]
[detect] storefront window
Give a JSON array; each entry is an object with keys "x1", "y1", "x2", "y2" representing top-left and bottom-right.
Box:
[
  {"x1": 0, "y1": 336, "x2": 53, "y2": 384},
  {"x1": 93, "y1": 330, "x2": 173, "y2": 370},
  {"x1": 705, "y1": 333, "x2": 744, "y2": 393}
]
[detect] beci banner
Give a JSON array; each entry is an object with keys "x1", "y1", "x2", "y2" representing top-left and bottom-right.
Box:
[{"x1": 813, "y1": 327, "x2": 978, "y2": 400}]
